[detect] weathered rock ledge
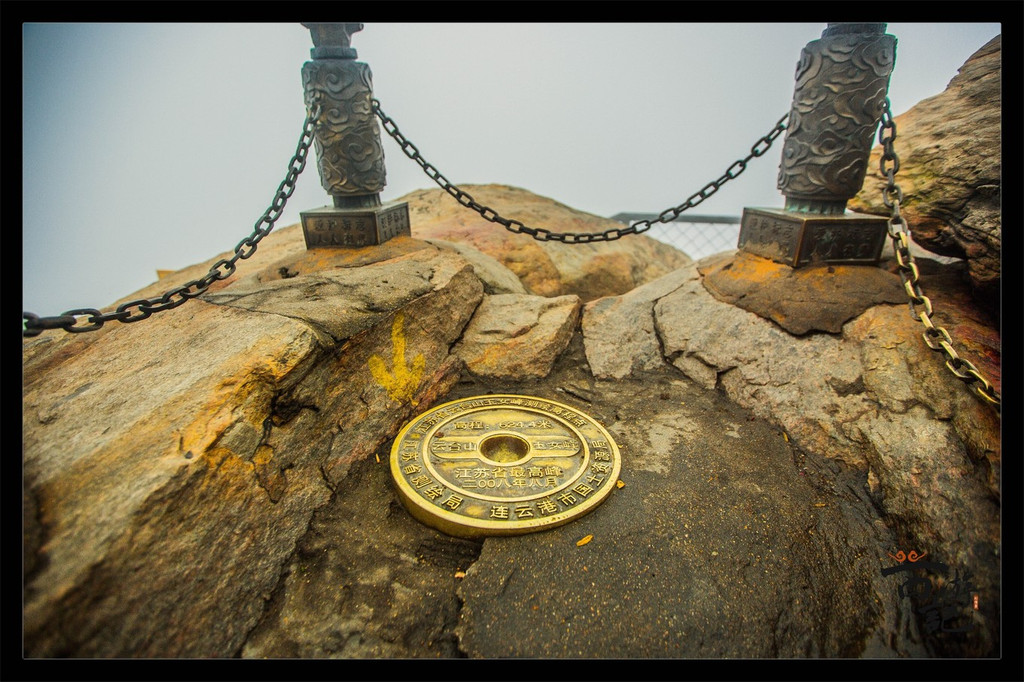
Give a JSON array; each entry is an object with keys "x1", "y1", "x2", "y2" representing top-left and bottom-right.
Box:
[
  {"x1": 22, "y1": 205, "x2": 1000, "y2": 659},
  {"x1": 22, "y1": 44, "x2": 1005, "y2": 654},
  {"x1": 23, "y1": 238, "x2": 483, "y2": 657}
]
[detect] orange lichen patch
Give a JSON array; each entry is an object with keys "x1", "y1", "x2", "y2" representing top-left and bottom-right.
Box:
[
  {"x1": 259, "y1": 236, "x2": 432, "y2": 281},
  {"x1": 702, "y1": 251, "x2": 789, "y2": 281},
  {"x1": 471, "y1": 342, "x2": 518, "y2": 371},
  {"x1": 706, "y1": 252, "x2": 874, "y2": 289},
  {"x1": 700, "y1": 251, "x2": 905, "y2": 335},
  {"x1": 175, "y1": 337, "x2": 313, "y2": 468},
  {"x1": 180, "y1": 404, "x2": 259, "y2": 466}
]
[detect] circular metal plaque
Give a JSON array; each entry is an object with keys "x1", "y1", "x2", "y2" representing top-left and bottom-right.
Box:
[{"x1": 390, "y1": 394, "x2": 621, "y2": 538}]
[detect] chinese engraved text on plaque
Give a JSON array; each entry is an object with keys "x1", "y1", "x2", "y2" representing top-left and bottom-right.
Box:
[{"x1": 390, "y1": 395, "x2": 622, "y2": 538}]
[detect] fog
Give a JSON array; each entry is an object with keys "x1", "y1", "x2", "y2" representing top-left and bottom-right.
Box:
[{"x1": 22, "y1": 22, "x2": 1001, "y2": 317}]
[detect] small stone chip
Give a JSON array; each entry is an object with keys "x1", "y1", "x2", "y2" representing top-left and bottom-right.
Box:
[{"x1": 576, "y1": 535, "x2": 593, "y2": 547}]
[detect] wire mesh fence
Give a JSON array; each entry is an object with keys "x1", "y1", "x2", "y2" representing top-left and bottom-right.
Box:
[
  {"x1": 612, "y1": 212, "x2": 962, "y2": 265},
  {"x1": 644, "y1": 221, "x2": 740, "y2": 260},
  {"x1": 610, "y1": 213, "x2": 741, "y2": 261}
]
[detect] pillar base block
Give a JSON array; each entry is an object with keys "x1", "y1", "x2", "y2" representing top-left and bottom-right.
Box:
[
  {"x1": 738, "y1": 207, "x2": 889, "y2": 268},
  {"x1": 300, "y1": 201, "x2": 411, "y2": 249}
]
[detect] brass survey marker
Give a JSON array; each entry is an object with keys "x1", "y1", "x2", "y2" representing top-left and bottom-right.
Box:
[{"x1": 390, "y1": 395, "x2": 621, "y2": 538}]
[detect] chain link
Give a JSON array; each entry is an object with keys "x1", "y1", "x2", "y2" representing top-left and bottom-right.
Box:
[
  {"x1": 22, "y1": 105, "x2": 322, "y2": 338},
  {"x1": 878, "y1": 99, "x2": 1000, "y2": 411},
  {"x1": 373, "y1": 99, "x2": 788, "y2": 243},
  {"x1": 22, "y1": 91, "x2": 1000, "y2": 412}
]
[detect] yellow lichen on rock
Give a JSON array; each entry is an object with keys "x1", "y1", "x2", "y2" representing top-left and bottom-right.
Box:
[{"x1": 368, "y1": 312, "x2": 426, "y2": 406}]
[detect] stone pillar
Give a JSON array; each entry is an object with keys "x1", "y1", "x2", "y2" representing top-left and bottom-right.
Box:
[
  {"x1": 738, "y1": 23, "x2": 896, "y2": 267},
  {"x1": 299, "y1": 22, "x2": 411, "y2": 248}
]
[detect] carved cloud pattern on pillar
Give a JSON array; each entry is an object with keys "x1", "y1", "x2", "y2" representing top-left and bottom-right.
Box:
[
  {"x1": 303, "y1": 59, "x2": 387, "y2": 196},
  {"x1": 777, "y1": 31, "x2": 896, "y2": 203}
]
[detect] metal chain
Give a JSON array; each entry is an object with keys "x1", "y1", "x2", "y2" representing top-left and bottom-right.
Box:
[
  {"x1": 374, "y1": 99, "x2": 788, "y2": 244},
  {"x1": 22, "y1": 105, "x2": 322, "y2": 338},
  {"x1": 878, "y1": 99, "x2": 1000, "y2": 411}
]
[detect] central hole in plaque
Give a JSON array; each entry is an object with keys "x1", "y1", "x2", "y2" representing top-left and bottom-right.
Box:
[{"x1": 479, "y1": 434, "x2": 531, "y2": 464}]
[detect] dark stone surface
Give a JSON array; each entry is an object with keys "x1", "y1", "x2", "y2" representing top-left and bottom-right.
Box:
[
  {"x1": 235, "y1": 333, "x2": 930, "y2": 658},
  {"x1": 241, "y1": 454, "x2": 481, "y2": 659},
  {"x1": 448, "y1": 337, "x2": 927, "y2": 658}
]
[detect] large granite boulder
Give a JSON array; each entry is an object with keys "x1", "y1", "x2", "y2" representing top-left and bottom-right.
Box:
[
  {"x1": 401, "y1": 183, "x2": 692, "y2": 301},
  {"x1": 22, "y1": 236, "x2": 483, "y2": 658},
  {"x1": 21, "y1": 187, "x2": 1000, "y2": 662},
  {"x1": 851, "y1": 36, "x2": 1001, "y2": 314}
]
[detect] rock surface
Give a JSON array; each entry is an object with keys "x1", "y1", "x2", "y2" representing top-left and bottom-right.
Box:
[
  {"x1": 453, "y1": 293, "x2": 581, "y2": 381},
  {"x1": 402, "y1": 183, "x2": 692, "y2": 301},
  {"x1": 700, "y1": 251, "x2": 907, "y2": 335},
  {"x1": 583, "y1": 251, "x2": 1000, "y2": 657},
  {"x1": 851, "y1": 36, "x2": 1001, "y2": 313},
  {"x1": 240, "y1": 454, "x2": 481, "y2": 659},
  {"x1": 241, "y1": 340, "x2": 930, "y2": 659},
  {"x1": 424, "y1": 238, "x2": 527, "y2": 296},
  {"x1": 22, "y1": 237, "x2": 483, "y2": 657},
  {"x1": 450, "y1": 355, "x2": 928, "y2": 659},
  {"x1": 22, "y1": 186, "x2": 1000, "y2": 660}
]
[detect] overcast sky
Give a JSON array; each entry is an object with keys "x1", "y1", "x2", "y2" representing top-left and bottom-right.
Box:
[{"x1": 22, "y1": 22, "x2": 1001, "y2": 318}]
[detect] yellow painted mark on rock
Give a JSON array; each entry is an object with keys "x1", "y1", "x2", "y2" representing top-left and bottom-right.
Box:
[{"x1": 368, "y1": 312, "x2": 426, "y2": 406}]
